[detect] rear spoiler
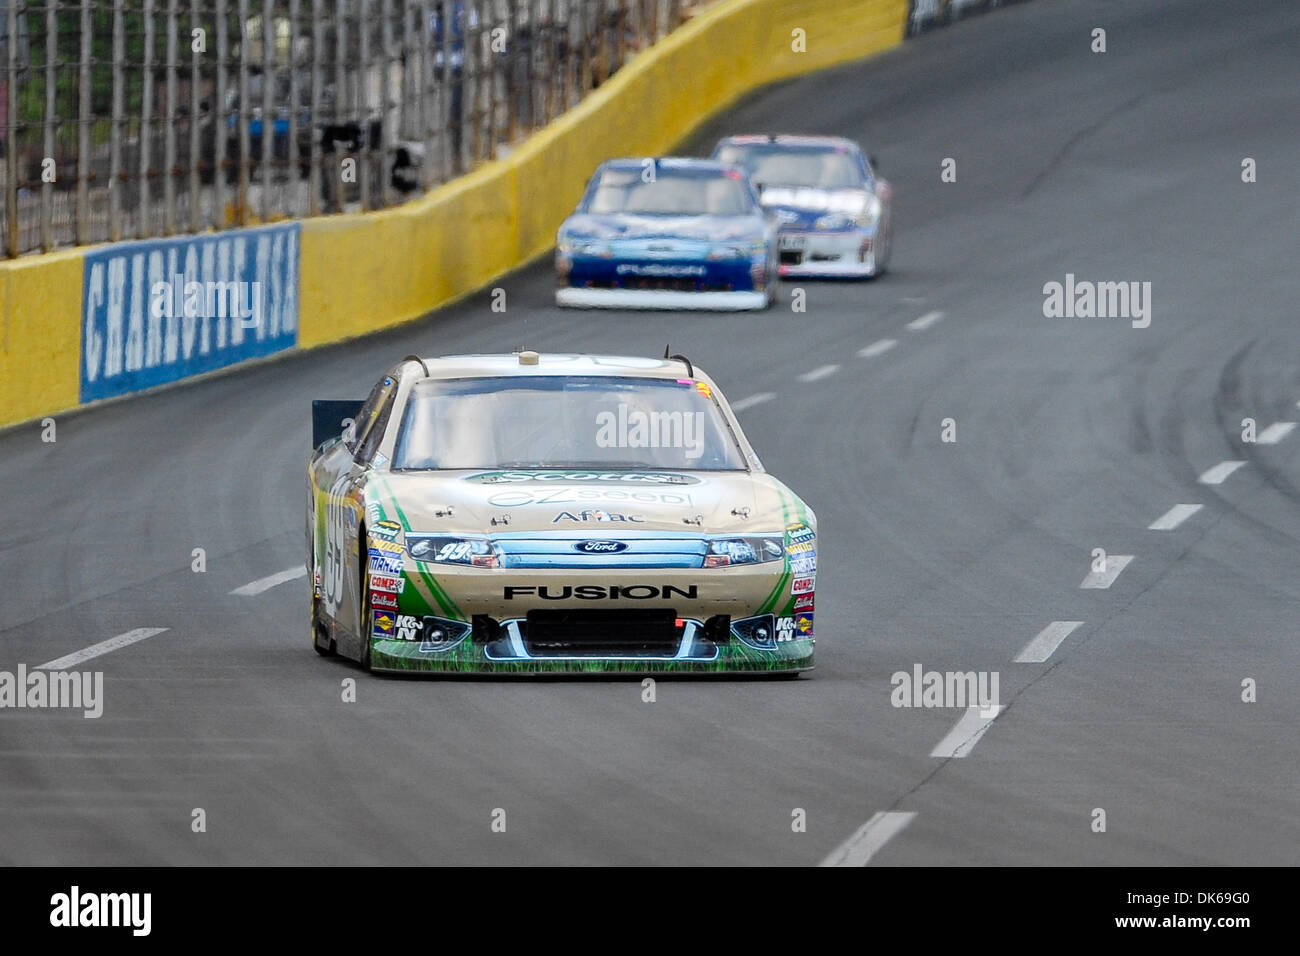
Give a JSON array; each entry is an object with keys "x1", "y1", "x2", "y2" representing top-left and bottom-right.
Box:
[{"x1": 312, "y1": 400, "x2": 364, "y2": 449}]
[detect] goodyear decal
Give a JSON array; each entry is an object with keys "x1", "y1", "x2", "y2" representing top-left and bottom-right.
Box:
[{"x1": 80, "y1": 222, "x2": 300, "y2": 402}]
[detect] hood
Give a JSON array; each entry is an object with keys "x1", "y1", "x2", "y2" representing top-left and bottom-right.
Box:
[
  {"x1": 371, "y1": 469, "x2": 799, "y2": 537},
  {"x1": 561, "y1": 213, "x2": 766, "y2": 245}
]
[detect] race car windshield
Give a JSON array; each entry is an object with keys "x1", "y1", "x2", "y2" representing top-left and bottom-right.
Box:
[
  {"x1": 393, "y1": 376, "x2": 749, "y2": 471},
  {"x1": 716, "y1": 146, "x2": 864, "y2": 190},
  {"x1": 585, "y1": 168, "x2": 755, "y2": 216}
]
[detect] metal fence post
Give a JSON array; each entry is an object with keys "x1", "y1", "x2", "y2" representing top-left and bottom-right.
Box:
[
  {"x1": 260, "y1": 0, "x2": 274, "y2": 221},
  {"x1": 287, "y1": 0, "x2": 299, "y2": 217},
  {"x1": 190, "y1": 0, "x2": 202, "y2": 232},
  {"x1": 77, "y1": 0, "x2": 92, "y2": 243},
  {"x1": 109, "y1": 0, "x2": 124, "y2": 240},
  {"x1": 307, "y1": 0, "x2": 320, "y2": 214},
  {"x1": 357, "y1": 0, "x2": 370, "y2": 209},
  {"x1": 215, "y1": 0, "x2": 229, "y2": 226},
  {"x1": 164, "y1": 0, "x2": 178, "y2": 234},
  {"x1": 236, "y1": 0, "x2": 249, "y2": 223},
  {"x1": 41, "y1": 0, "x2": 57, "y2": 252},
  {"x1": 379, "y1": 0, "x2": 392, "y2": 208},
  {"x1": 140, "y1": 0, "x2": 156, "y2": 237}
]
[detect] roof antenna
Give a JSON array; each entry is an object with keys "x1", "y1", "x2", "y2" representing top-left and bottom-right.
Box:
[{"x1": 662, "y1": 346, "x2": 694, "y2": 378}]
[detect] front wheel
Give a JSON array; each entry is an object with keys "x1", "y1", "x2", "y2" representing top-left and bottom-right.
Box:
[{"x1": 357, "y1": 534, "x2": 373, "y2": 671}]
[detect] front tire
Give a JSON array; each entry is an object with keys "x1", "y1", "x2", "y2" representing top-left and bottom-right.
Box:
[{"x1": 357, "y1": 532, "x2": 373, "y2": 671}]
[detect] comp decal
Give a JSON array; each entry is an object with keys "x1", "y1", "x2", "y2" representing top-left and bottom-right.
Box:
[
  {"x1": 791, "y1": 575, "x2": 815, "y2": 595},
  {"x1": 369, "y1": 573, "x2": 405, "y2": 594}
]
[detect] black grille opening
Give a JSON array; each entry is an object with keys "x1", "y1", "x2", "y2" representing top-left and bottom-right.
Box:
[
  {"x1": 524, "y1": 609, "x2": 680, "y2": 657},
  {"x1": 779, "y1": 250, "x2": 803, "y2": 265}
]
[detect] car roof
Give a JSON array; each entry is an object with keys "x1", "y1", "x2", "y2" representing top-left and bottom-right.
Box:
[
  {"x1": 717, "y1": 134, "x2": 861, "y2": 151},
  {"x1": 403, "y1": 353, "x2": 716, "y2": 383}
]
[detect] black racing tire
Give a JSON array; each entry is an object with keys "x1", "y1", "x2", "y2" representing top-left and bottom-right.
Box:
[{"x1": 313, "y1": 620, "x2": 335, "y2": 656}]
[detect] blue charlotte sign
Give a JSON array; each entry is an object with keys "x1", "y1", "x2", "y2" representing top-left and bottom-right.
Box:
[{"x1": 80, "y1": 222, "x2": 300, "y2": 402}]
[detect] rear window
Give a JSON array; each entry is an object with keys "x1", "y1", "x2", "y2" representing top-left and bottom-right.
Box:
[{"x1": 393, "y1": 376, "x2": 748, "y2": 471}]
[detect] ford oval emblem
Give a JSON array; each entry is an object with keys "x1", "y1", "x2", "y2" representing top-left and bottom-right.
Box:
[{"x1": 574, "y1": 540, "x2": 629, "y2": 554}]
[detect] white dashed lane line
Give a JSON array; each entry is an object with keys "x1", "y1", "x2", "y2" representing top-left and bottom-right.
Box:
[
  {"x1": 819, "y1": 812, "x2": 918, "y2": 867},
  {"x1": 1148, "y1": 503, "x2": 1203, "y2": 531},
  {"x1": 797, "y1": 364, "x2": 840, "y2": 383},
  {"x1": 858, "y1": 338, "x2": 898, "y2": 358},
  {"x1": 906, "y1": 310, "x2": 944, "y2": 331},
  {"x1": 1079, "y1": 555, "x2": 1134, "y2": 589},
  {"x1": 1014, "y1": 621, "x2": 1083, "y2": 663},
  {"x1": 730, "y1": 392, "x2": 776, "y2": 412},
  {"x1": 231, "y1": 565, "x2": 307, "y2": 596},
  {"x1": 1198, "y1": 460, "x2": 1246, "y2": 484},
  {"x1": 930, "y1": 705, "x2": 1005, "y2": 758},
  {"x1": 1256, "y1": 421, "x2": 1296, "y2": 445},
  {"x1": 37, "y1": 627, "x2": 170, "y2": 670}
]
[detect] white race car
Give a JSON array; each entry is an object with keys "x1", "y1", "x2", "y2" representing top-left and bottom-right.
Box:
[{"x1": 713, "y1": 134, "x2": 893, "y2": 279}]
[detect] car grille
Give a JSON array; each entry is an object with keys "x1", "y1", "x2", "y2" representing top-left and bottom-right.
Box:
[
  {"x1": 523, "y1": 609, "x2": 680, "y2": 657},
  {"x1": 493, "y1": 532, "x2": 709, "y2": 569}
]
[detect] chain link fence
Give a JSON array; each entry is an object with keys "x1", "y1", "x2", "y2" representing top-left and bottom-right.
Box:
[{"x1": 0, "y1": 0, "x2": 697, "y2": 257}]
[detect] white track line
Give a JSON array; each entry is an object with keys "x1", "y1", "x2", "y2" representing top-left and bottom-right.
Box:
[
  {"x1": 797, "y1": 364, "x2": 840, "y2": 383},
  {"x1": 1079, "y1": 555, "x2": 1133, "y2": 589},
  {"x1": 1015, "y1": 621, "x2": 1083, "y2": 663},
  {"x1": 231, "y1": 565, "x2": 307, "y2": 596},
  {"x1": 819, "y1": 811, "x2": 918, "y2": 867},
  {"x1": 1198, "y1": 460, "x2": 1246, "y2": 484},
  {"x1": 1148, "y1": 503, "x2": 1202, "y2": 531},
  {"x1": 930, "y1": 705, "x2": 1005, "y2": 758},
  {"x1": 1256, "y1": 422, "x2": 1296, "y2": 445},
  {"x1": 906, "y1": 310, "x2": 944, "y2": 331},
  {"x1": 730, "y1": 392, "x2": 776, "y2": 412},
  {"x1": 858, "y1": 338, "x2": 897, "y2": 358},
  {"x1": 36, "y1": 627, "x2": 169, "y2": 670}
]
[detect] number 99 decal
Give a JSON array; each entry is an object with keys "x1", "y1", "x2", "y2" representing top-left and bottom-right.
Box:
[{"x1": 323, "y1": 475, "x2": 356, "y2": 616}]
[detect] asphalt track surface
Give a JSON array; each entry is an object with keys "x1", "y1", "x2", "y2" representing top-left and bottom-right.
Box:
[{"x1": 2, "y1": 0, "x2": 1298, "y2": 866}]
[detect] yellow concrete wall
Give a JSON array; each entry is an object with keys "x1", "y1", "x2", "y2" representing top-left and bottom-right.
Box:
[
  {"x1": 0, "y1": 249, "x2": 84, "y2": 426},
  {"x1": 1, "y1": 0, "x2": 906, "y2": 427}
]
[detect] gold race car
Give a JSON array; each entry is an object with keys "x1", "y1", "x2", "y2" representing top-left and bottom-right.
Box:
[{"x1": 307, "y1": 352, "x2": 817, "y2": 675}]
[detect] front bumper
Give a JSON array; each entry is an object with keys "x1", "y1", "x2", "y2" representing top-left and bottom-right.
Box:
[
  {"x1": 366, "y1": 561, "x2": 815, "y2": 675},
  {"x1": 777, "y1": 228, "x2": 878, "y2": 277},
  {"x1": 556, "y1": 287, "x2": 768, "y2": 311}
]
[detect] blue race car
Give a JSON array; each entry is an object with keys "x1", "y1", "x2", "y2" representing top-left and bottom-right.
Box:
[
  {"x1": 712, "y1": 135, "x2": 893, "y2": 279},
  {"x1": 555, "y1": 158, "x2": 778, "y2": 311}
]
